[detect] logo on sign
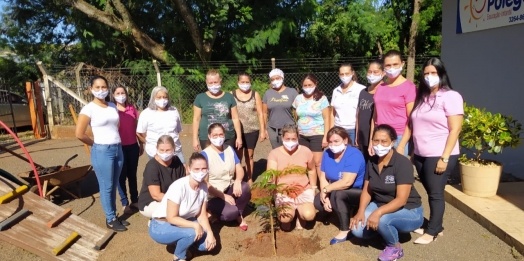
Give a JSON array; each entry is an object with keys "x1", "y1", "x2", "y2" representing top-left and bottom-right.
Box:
[{"x1": 457, "y1": 0, "x2": 524, "y2": 34}]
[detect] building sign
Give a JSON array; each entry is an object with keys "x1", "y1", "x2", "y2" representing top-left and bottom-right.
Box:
[{"x1": 456, "y1": 0, "x2": 524, "y2": 34}]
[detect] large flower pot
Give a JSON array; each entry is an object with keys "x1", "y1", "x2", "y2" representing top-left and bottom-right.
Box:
[{"x1": 459, "y1": 161, "x2": 503, "y2": 197}]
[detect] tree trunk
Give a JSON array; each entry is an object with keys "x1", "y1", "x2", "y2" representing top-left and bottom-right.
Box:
[
  {"x1": 406, "y1": 0, "x2": 423, "y2": 82},
  {"x1": 269, "y1": 207, "x2": 277, "y2": 255}
]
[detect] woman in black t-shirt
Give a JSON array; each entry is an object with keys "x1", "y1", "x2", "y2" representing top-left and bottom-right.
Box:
[
  {"x1": 350, "y1": 124, "x2": 423, "y2": 261},
  {"x1": 138, "y1": 135, "x2": 186, "y2": 223}
]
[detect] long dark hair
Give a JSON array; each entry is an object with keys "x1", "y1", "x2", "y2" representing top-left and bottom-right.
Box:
[
  {"x1": 413, "y1": 58, "x2": 453, "y2": 113},
  {"x1": 302, "y1": 73, "x2": 325, "y2": 101}
]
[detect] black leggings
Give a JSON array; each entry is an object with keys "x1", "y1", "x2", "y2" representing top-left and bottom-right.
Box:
[
  {"x1": 119, "y1": 143, "x2": 140, "y2": 206},
  {"x1": 413, "y1": 154, "x2": 458, "y2": 236},
  {"x1": 314, "y1": 188, "x2": 362, "y2": 231}
]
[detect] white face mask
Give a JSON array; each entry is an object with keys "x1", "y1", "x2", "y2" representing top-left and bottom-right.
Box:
[
  {"x1": 157, "y1": 152, "x2": 174, "y2": 162},
  {"x1": 208, "y1": 85, "x2": 221, "y2": 94},
  {"x1": 424, "y1": 75, "x2": 440, "y2": 88},
  {"x1": 190, "y1": 171, "x2": 207, "y2": 182},
  {"x1": 114, "y1": 95, "x2": 126, "y2": 104},
  {"x1": 367, "y1": 74, "x2": 383, "y2": 84},
  {"x1": 271, "y1": 79, "x2": 283, "y2": 89},
  {"x1": 210, "y1": 137, "x2": 225, "y2": 147},
  {"x1": 385, "y1": 67, "x2": 403, "y2": 79},
  {"x1": 92, "y1": 89, "x2": 108, "y2": 100},
  {"x1": 373, "y1": 144, "x2": 392, "y2": 157},
  {"x1": 155, "y1": 98, "x2": 168, "y2": 108},
  {"x1": 283, "y1": 140, "x2": 298, "y2": 151},
  {"x1": 329, "y1": 143, "x2": 346, "y2": 154},
  {"x1": 303, "y1": 87, "x2": 315, "y2": 95},
  {"x1": 340, "y1": 75, "x2": 353, "y2": 85},
  {"x1": 238, "y1": 84, "x2": 251, "y2": 91}
]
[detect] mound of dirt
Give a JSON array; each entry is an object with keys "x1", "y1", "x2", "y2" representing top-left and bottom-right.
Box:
[{"x1": 240, "y1": 231, "x2": 323, "y2": 257}]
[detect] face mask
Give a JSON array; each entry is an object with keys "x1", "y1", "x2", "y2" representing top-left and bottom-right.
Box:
[
  {"x1": 283, "y1": 140, "x2": 298, "y2": 151},
  {"x1": 190, "y1": 171, "x2": 207, "y2": 182},
  {"x1": 208, "y1": 85, "x2": 221, "y2": 94},
  {"x1": 367, "y1": 74, "x2": 383, "y2": 84},
  {"x1": 329, "y1": 143, "x2": 346, "y2": 154},
  {"x1": 210, "y1": 137, "x2": 225, "y2": 147},
  {"x1": 385, "y1": 67, "x2": 403, "y2": 79},
  {"x1": 157, "y1": 152, "x2": 174, "y2": 162},
  {"x1": 303, "y1": 87, "x2": 315, "y2": 95},
  {"x1": 155, "y1": 99, "x2": 168, "y2": 108},
  {"x1": 373, "y1": 144, "x2": 392, "y2": 157},
  {"x1": 340, "y1": 75, "x2": 353, "y2": 85},
  {"x1": 271, "y1": 79, "x2": 283, "y2": 89},
  {"x1": 238, "y1": 84, "x2": 251, "y2": 91},
  {"x1": 114, "y1": 95, "x2": 126, "y2": 104},
  {"x1": 92, "y1": 89, "x2": 108, "y2": 100},
  {"x1": 424, "y1": 75, "x2": 440, "y2": 88}
]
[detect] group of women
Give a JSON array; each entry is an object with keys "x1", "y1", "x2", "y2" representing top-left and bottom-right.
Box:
[{"x1": 75, "y1": 50, "x2": 463, "y2": 261}]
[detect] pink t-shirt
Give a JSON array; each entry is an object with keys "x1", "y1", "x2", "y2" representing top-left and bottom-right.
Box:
[
  {"x1": 411, "y1": 89, "x2": 464, "y2": 157},
  {"x1": 374, "y1": 80, "x2": 416, "y2": 136},
  {"x1": 118, "y1": 104, "x2": 139, "y2": 146}
]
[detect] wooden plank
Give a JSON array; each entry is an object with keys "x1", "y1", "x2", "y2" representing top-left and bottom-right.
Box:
[
  {"x1": 46, "y1": 208, "x2": 71, "y2": 228},
  {"x1": 0, "y1": 185, "x2": 28, "y2": 204},
  {"x1": 33, "y1": 81, "x2": 47, "y2": 137},
  {"x1": 52, "y1": 232, "x2": 79, "y2": 256},
  {"x1": 94, "y1": 230, "x2": 115, "y2": 250},
  {"x1": 0, "y1": 209, "x2": 30, "y2": 231}
]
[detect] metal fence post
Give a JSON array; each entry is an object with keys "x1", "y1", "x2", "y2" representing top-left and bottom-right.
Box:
[
  {"x1": 153, "y1": 60, "x2": 161, "y2": 86},
  {"x1": 36, "y1": 61, "x2": 55, "y2": 135},
  {"x1": 271, "y1": 58, "x2": 276, "y2": 69},
  {"x1": 74, "y1": 62, "x2": 85, "y2": 99}
]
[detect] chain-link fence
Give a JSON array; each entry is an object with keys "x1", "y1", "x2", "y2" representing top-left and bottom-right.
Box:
[{"x1": 45, "y1": 56, "x2": 435, "y2": 125}]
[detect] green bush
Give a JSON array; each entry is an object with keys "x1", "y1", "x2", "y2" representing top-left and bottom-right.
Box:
[{"x1": 459, "y1": 103, "x2": 522, "y2": 164}]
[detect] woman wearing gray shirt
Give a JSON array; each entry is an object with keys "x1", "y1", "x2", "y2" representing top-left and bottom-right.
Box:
[{"x1": 262, "y1": 68, "x2": 298, "y2": 149}]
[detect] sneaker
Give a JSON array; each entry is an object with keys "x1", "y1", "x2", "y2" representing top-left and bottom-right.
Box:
[
  {"x1": 119, "y1": 218, "x2": 130, "y2": 226},
  {"x1": 107, "y1": 218, "x2": 127, "y2": 232},
  {"x1": 378, "y1": 245, "x2": 404, "y2": 261}
]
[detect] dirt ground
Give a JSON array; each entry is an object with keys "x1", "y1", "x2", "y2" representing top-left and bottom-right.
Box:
[{"x1": 0, "y1": 135, "x2": 520, "y2": 261}]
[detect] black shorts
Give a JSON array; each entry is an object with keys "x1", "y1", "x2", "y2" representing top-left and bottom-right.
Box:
[
  {"x1": 241, "y1": 130, "x2": 259, "y2": 149},
  {"x1": 299, "y1": 135, "x2": 324, "y2": 152}
]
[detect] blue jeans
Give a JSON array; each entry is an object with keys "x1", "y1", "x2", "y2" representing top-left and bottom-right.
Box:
[
  {"x1": 351, "y1": 202, "x2": 423, "y2": 246},
  {"x1": 147, "y1": 151, "x2": 185, "y2": 164},
  {"x1": 91, "y1": 143, "x2": 124, "y2": 223},
  {"x1": 149, "y1": 219, "x2": 208, "y2": 259},
  {"x1": 395, "y1": 135, "x2": 409, "y2": 156},
  {"x1": 344, "y1": 128, "x2": 356, "y2": 146}
]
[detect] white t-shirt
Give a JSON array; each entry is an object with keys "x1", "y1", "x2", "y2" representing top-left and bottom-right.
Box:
[
  {"x1": 79, "y1": 102, "x2": 121, "y2": 145},
  {"x1": 152, "y1": 176, "x2": 208, "y2": 219},
  {"x1": 330, "y1": 83, "x2": 366, "y2": 129},
  {"x1": 136, "y1": 107, "x2": 183, "y2": 157}
]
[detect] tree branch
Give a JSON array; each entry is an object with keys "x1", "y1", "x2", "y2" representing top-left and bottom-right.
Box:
[{"x1": 171, "y1": 0, "x2": 209, "y2": 62}]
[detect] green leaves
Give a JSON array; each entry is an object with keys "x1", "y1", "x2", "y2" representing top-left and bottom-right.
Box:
[{"x1": 460, "y1": 103, "x2": 523, "y2": 163}]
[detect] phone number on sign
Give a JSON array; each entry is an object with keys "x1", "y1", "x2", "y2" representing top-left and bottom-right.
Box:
[{"x1": 509, "y1": 14, "x2": 524, "y2": 23}]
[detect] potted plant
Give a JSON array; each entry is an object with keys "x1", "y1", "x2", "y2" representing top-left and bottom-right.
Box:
[
  {"x1": 251, "y1": 165, "x2": 307, "y2": 255},
  {"x1": 458, "y1": 103, "x2": 522, "y2": 197}
]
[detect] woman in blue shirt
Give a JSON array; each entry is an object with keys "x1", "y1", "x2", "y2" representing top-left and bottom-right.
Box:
[{"x1": 314, "y1": 126, "x2": 366, "y2": 245}]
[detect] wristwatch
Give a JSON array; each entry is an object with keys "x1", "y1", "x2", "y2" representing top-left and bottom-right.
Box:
[
  {"x1": 441, "y1": 158, "x2": 449, "y2": 163},
  {"x1": 322, "y1": 187, "x2": 328, "y2": 193}
]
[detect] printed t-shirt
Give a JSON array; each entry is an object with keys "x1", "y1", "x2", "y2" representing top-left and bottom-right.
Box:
[
  {"x1": 411, "y1": 89, "x2": 464, "y2": 157},
  {"x1": 79, "y1": 102, "x2": 120, "y2": 145},
  {"x1": 151, "y1": 176, "x2": 208, "y2": 219},
  {"x1": 263, "y1": 87, "x2": 298, "y2": 129},
  {"x1": 356, "y1": 88, "x2": 374, "y2": 146},
  {"x1": 320, "y1": 146, "x2": 366, "y2": 188},
  {"x1": 374, "y1": 80, "x2": 416, "y2": 135},
  {"x1": 293, "y1": 94, "x2": 329, "y2": 136},
  {"x1": 194, "y1": 92, "x2": 237, "y2": 140}
]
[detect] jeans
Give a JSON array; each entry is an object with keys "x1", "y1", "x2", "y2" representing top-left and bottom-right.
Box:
[
  {"x1": 351, "y1": 202, "x2": 424, "y2": 246},
  {"x1": 413, "y1": 154, "x2": 458, "y2": 236},
  {"x1": 118, "y1": 143, "x2": 139, "y2": 207},
  {"x1": 91, "y1": 143, "x2": 124, "y2": 223},
  {"x1": 395, "y1": 135, "x2": 409, "y2": 156},
  {"x1": 147, "y1": 151, "x2": 186, "y2": 164},
  {"x1": 344, "y1": 128, "x2": 356, "y2": 146},
  {"x1": 207, "y1": 182, "x2": 251, "y2": 221},
  {"x1": 149, "y1": 219, "x2": 208, "y2": 259},
  {"x1": 314, "y1": 187, "x2": 362, "y2": 231}
]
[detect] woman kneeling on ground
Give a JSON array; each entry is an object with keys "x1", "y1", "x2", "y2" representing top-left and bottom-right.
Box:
[
  {"x1": 149, "y1": 152, "x2": 216, "y2": 261},
  {"x1": 267, "y1": 124, "x2": 317, "y2": 231},
  {"x1": 314, "y1": 126, "x2": 366, "y2": 245},
  {"x1": 138, "y1": 135, "x2": 186, "y2": 223},
  {"x1": 350, "y1": 124, "x2": 423, "y2": 261},
  {"x1": 202, "y1": 123, "x2": 251, "y2": 230}
]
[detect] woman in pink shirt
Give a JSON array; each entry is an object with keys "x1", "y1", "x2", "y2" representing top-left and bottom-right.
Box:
[
  {"x1": 410, "y1": 58, "x2": 463, "y2": 244},
  {"x1": 113, "y1": 86, "x2": 143, "y2": 214},
  {"x1": 369, "y1": 50, "x2": 416, "y2": 157}
]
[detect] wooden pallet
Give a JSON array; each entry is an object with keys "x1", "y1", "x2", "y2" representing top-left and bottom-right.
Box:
[{"x1": 0, "y1": 175, "x2": 113, "y2": 260}]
